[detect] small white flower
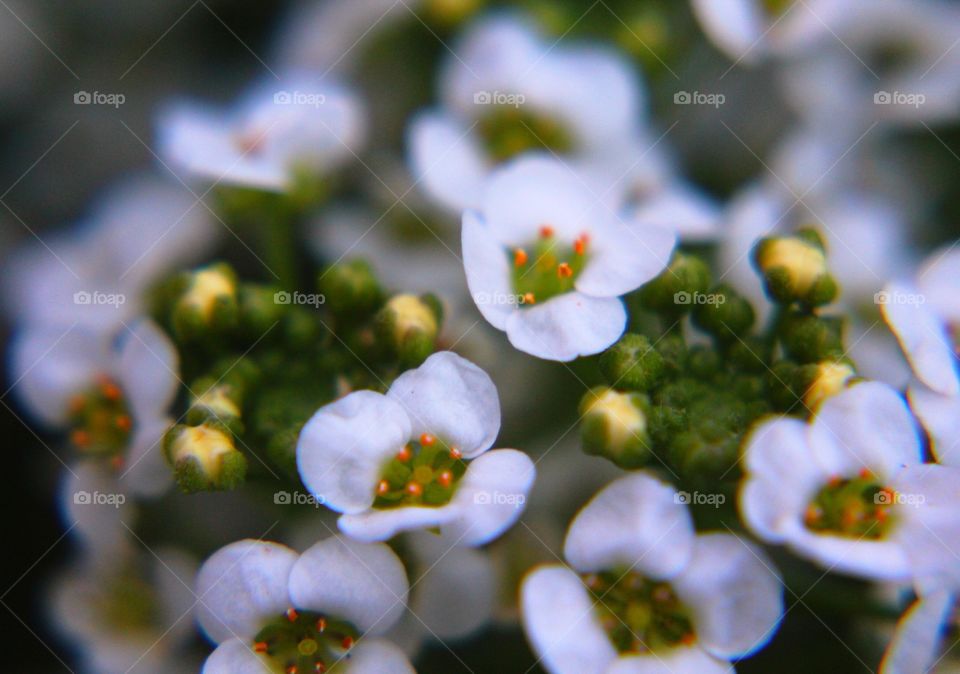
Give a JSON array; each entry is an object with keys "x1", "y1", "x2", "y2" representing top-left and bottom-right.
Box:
[
  {"x1": 463, "y1": 156, "x2": 675, "y2": 361},
  {"x1": 741, "y1": 381, "x2": 960, "y2": 588},
  {"x1": 880, "y1": 589, "x2": 954, "y2": 674},
  {"x1": 297, "y1": 351, "x2": 535, "y2": 545},
  {"x1": 881, "y1": 247, "x2": 960, "y2": 465},
  {"x1": 196, "y1": 536, "x2": 413, "y2": 674},
  {"x1": 408, "y1": 13, "x2": 670, "y2": 214},
  {"x1": 159, "y1": 74, "x2": 364, "y2": 192},
  {"x1": 521, "y1": 473, "x2": 783, "y2": 674}
]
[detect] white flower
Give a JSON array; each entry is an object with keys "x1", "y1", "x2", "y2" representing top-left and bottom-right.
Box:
[
  {"x1": 408, "y1": 13, "x2": 670, "y2": 214},
  {"x1": 521, "y1": 473, "x2": 783, "y2": 674},
  {"x1": 741, "y1": 381, "x2": 960, "y2": 588},
  {"x1": 880, "y1": 589, "x2": 954, "y2": 674},
  {"x1": 297, "y1": 351, "x2": 535, "y2": 545},
  {"x1": 13, "y1": 319, "x2": 178, "y2": 497},
  {"x1": 196, "y1": 536, "x2": 413, "y2": 674},
  {"x1": 158, "y1": 74, "x2": 364, "y2": 192},
  {"x1": 881, "y1": 247, "x2": 960, "y2": 465},
  {"x1": 463, "y1": 157, "x2": 675, "y2": 361}
]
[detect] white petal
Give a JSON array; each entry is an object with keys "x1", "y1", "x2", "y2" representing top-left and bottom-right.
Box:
[
  {"x1": 908, "y1": 385, "x2": 960, "y2": 466},
  {"x1": 195, "y1": 540, "x2": 298, "y2": 644},
  {"x1": 344, "y1": 638, "x2": 415, "y2": 674},
  {"x1": 604, "y1": 647, "x2": 733, "y2": 674},
  {"x1": 116, "y1": 319, "x2": 179, "y2": 422},
  {"x1": 672, "y1": 533, "x2": 783, "y2": 659},
  {"x1": 297, "y1": 391, "x2": 412, "y2": 514},
  {"x1": 288, "y1": 536, "x2": 408, "y2": 635},
  {"x1": 918, "y1": 246, "x2": 960, "y2": 328},
  {"x1": 690, "y1": 0, "x2": 766, "y2": 63},
  {"x1": 338, "y1": 505, "x2": 457, "y2": 543},
  {"x1": 119, "y1": 417, "x2": 173, "y2": 498},
  {"x1": 740, "y1": 417, "x2": 826, "y2": 543},
  {"x1": 628, "y1": 184, "x2": 722, "y2": 243},
  {"x1": 575, "y1": 221, "x2": 675, "y2": 298},
  {"x1": 809, "y1": 382, "x2": 921, "y2": 479},
  {"x1": 781, "y1": 525, "x2": 912, "y2": 581},
  {"x1": 881, "y1": 281, "x2": 960, "y2": 396},
  {"x1": 442, "y1": 448, "x2": 536, "y2": 546},
  {"x1": 202, "y1": 638, "x2": 271, "y2": 674},
  {"x1": 60, "y1": 461, "x2": 137, "y2": 566},
  {"x1": 521, "y1": 566, "x2": 618, "y2": 674},
  {"x1": 879, "y1": 590, "x2": 952, "y2": 674},
  {"x1": 564, "y1": 473, "x2": 695, "y2": 578},
  {"x1": 505, "y1": 292, "x2": 626, "y2": 362},
  {"x1": 407, "y1": 111, "x2": 488, "y2": 213},
  {"x1": 462, "y1": 209, "x2": 516, "y2": 331},
  {"x1": 387, "y1": 351, "x2": 500, "y2": 458}
]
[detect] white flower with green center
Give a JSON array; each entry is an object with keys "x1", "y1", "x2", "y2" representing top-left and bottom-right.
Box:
[
  {"x1": 408, "y1": 13, "x2": 671, "y2": 214},
  {"x1": 881, "y1": 247, "x2": 960, "y2": 467},
  {"x1": 158, "y1": 74, "x2": 364, "y2": 193},
  {"x1": 296, "y1": 351, "x2": 535, "y2": 545},
  {"x1": 463, "y1": 157, "x2": 675, "y2": 361},
  {"x1": 197, "y1": 536, "x2": 413, "y2": 674},
  {"x1": 521, "y1": 473, "x2": 784, "y2": 674},
  {"x1": 879, "y1": 589, "x2": 954, "y2": 674},
  {"x1": 742, "y1": 381, "x2": 960, "y2": 587}
]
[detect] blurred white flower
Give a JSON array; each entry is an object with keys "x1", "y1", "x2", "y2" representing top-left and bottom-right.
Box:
[
  {"x1": 742, "y1": 381, "x2": 960, "y2": 589},
  {"x1": 297, "y1": 351, "x2": 534, "y2": 545},
  {"x1": 408, "y1": 13, "x2": 670, "y2": 213},
  {"x1": 158, "y1": 74, "x2": 365, "y2": 192},
  {"x1": 880, "y1": 589, "x2": 954, "y2": 674},
  {"x1": 463, "y1": 157, "x2": 675, "y2": 361},
  {"x1": 521, "y1": 472, "x2": 783, "y2": 674},
  {"x1": 196, "y1": 536, "x2": 412, "y2": 674}
]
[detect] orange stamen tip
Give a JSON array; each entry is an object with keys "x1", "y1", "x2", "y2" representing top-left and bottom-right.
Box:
[
  {"x1": 828, "y1": 475, "x2": 843, "y2": 488},
  {"x1": 875, "y1": 508, "x2": 888, "y2": 522},
  {"x1": 286, "y1": 666, "x2": 298, "y2": 674},
  {"x1": 110, "y1": 455, "x2": 124, "y2": 470},
  {"x1": 858, "y1": 468, "x2": 872, "y2": 479},
  {"x1": 68, "y1": 395, "x2": 86, "y2": 414},
  {"x1": 254, "y1": 641, "x2": 269, "y2": 653},
  {"x1": 804, "y1": 506, "x2": 820, "y2": 525},
  {"x1": 101, "y1": 383, "x2": 121, "y2": 401},
  {"x1": 523, "y1": 292, "x2": 536, "y2": 305},
  {"x1": 681, "y1": 633, "x2": 696, "y2": 645},
  {"x1": 557, "y1": 262, "x2": 573, "y2": 278},
  {"x1": 286, "y1": 607, "x2": 299, "y2": 622},
  {"x1": 574, "y1": 235, "x2": 588, "y2": 255},
  {"x1": 315, "y1": 665, "x2": 327, "y2": 674},
  {"x1": 513, "y1": 248, "x2": 528, "y2": 266},
  {"x1": 396, "y1": 445, "x2": 412, "y2": 461},
  {"x1": 377, "y1": 480, "x2": 390, "y2": 495},
  {"x1": 420, "y1": 433, "x2": 436, "y2": 446},
  {"x1": 341, "y1": 636, "x2": 354, "y2": 649},
  {"x1": 405, "y1": 482, "x2": 423, "y2": 496},
  {"x1": 316, "y1": 617, "x2": 327, "y2": 632},
  {"x1": 449, "y1": 447, "x2": 462, "y2": 460},
  {"x1": 115, "y1": 415, "x2": 132, "y2": 431},
  {"x1": 539, "y1": 225, "x2": 554, "y2": 238},
  {"x1": 437, "y1": 470, "x2": 453, "y2": 487},
  {"x1": 71, "y1": 429, "x2": 91, "y2": 448}
]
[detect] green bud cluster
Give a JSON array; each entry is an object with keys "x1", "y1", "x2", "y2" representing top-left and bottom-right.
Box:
[{"x1": 752, "y1": 229, "x2": 838, "y2": 308}]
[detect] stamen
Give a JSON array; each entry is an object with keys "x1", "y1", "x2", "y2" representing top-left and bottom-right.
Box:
[
  {"x1": 539, "y1": 225, "x2": 554, "y2": 238},
  {"x1": 405, "y1": 482, "x2": 423, "y2": 497},
  {"x1": 101, "y1": 381, "x2": 122, "y2": 402},
  {"x1": 514, "y1": 248, "x2": 528, "y2": 266},
  {"x1": 110, "y1": 455, "x2": 124, "y2": 470},
  {"x1": 858, "y1": 468, "x2": 872, "y2": 479},
  {"x1": 71, "y1": 429, "x2": 91, "y2": 448},
  {"x1": 115, "y1": 415, "x2": 132, "y2": 431},
  {"x1": 377, "y1": 480, "x2": 390, "y2": 495},
  {"x1": 341, "y1": 636, "x2": 354, "y2": 649},
  {"x1": 396, "y1": 445, "x2": 412, "y2": 462},
  {"x1": 574, "y1": 234, "x2": 589, "y2": 255},
  {"x1": 523, "y1": 292, "x2": 536, "y2": 305},
  {"x1": 286, "y1": 608, "x2": 299, "y2": 622},
  {"x1": 437, "y1": 470, "x2": 453, "y2": 487},
  {"x1": 449, "y1": 447, "x2": 462, "y2": 460},
  {"x1": 420, "y1": 433, "x2": 436, "y2": 446},
  {"x1": 557, "y1": 262, "x2": 573, "y2": 278},
  {"x1": 316, "y1": 617, "x2": 327, "y2": 632},
  {"x1": 254, "y1": 641, "x2": 269, "y2": 653},
  {"x1": 286, "y1": 666, "x2": 298, "y2": 674}
]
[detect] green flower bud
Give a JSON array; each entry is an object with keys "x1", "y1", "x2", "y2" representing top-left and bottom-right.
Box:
[
  {"x1": 172, "y1": 263, "x2": 239, "y2": 341},
  {"x1": 317, "y1": 259, "x2": 384, "y2": 317},
  {"x1": 691, "y1": 284, "x2": 756, "y2": 340},
  {"x1": 164, "y1": 423, "x2": 247, "y2": 492},
  {"x1": 186, "y1": 380, "x2": 244, "y2": 435},
  {"x1": 237, "y1": 285, "x2": 286, "y2": 338},
  {"x1": 780, "y1": 312, "x2": 845, "y2": 364},
  {"x1": 753, "y1": 232, "x2": 837, "y2": 306},
  {"x1": 655, "y1": 335, "x2": 689, "y2": 376},
  {"x1": 599, "y1": 334, "x2": 665, "y2": 391},
  {"x1": 796, "y1": 361, "x2": 856, "y2": 411},
  {"x1": 636, "y1": 253, "x2": 711, "y2": 314},
  {"x1": 579, "y1": 387, "x2": 651, "y2": 469},
  {"x1": 687, "y1": 346, "x2": 722, "y2": 378},
  {"x1": 727, "y1": 336, "x2": 771, "y2": 373},
  {"x1": 376, "y1": 294, "x2": 441, "y2": 367},
  {"x1": 425, "y1": 0, "x2": 483, "y2": 25}
]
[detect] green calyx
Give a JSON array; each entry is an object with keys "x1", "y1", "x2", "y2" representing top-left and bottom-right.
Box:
[
  {"x1": 585, "y1": 570, "x2": 695, "y2": 654},
  {"x1": 476, "y1": 105, "x2": 574, "y2": 162},
  {"x1": 752, "y1": 231, "x2": 838, "y2": 307},
  {"x1": 600, "y1": 334, "x2": 665, "y2": 391},
  {"x1": 635, "y1": 252, "x2": 712, "y2": 315},
  {"x1": 374, "y1": 435, "x2": 467, "y2": 509},
  {"x1": 580, "y1": 387, "x2": 652, "y2": 469},
  {"x1": 67, "y1": 376, "x2": 132, "y2": 460},
  {"x1": 511, "y1": 229, "x2": 589, "y2": 306},
  {"x1": 805, "y1": 474, "x2": 897, "y2": 539},
  {"x1": 375, "y1": 293, "x2": 443, "y2": 368},
  {"x1": 252, "y1": 609, "x2": 359, "y2": 674}
]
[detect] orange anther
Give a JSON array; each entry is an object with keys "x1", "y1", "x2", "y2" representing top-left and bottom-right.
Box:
[
  {"x1": 101, "y1": 382, "x2": 122, "y2": 401},
  {"x1": 286, "y1": 607, "x2": 299, "y2": 622},
  {"x1": 557, "y1": 262, "x2": 573, "y2": 278},
  {"x1": 449, "y1": 447, "x2": 462, "y2": 460},
  {"x1": 420, "y1": 433, "x2": 436, "y2": 446},
  {"x1": 523, "y1": 292, "x2": 535, "y2": 305},
  {"x1": 514, "y1": 248, "x2": 528, "y2": 266},
  {"x1": 71, "y1": 429, "x2": 91, "y2": 448},
  {"x1": 377, "y1": 480, "x2": 390, "y2": 495},
  {"x1": 341, "y1": 636, "x2": 354, "y2": 649},
  {"x1": 539, "y1": 225, "x2": 554, "y2": 238},
  {"x1": 254, "y1": 641, "x2": 269, "y2": 653},
  {"x1": 115, "y1": 415, "x2": 132, "y2": 432},
  {"x1": 396, "y1": 445, "x2": 412, "y2": 461},
  {"x1": 316, "y1": 617, "x2": 327, "y2": 632},
  {"x1": 406, "y1": 482, "x2": 423, "y2": 497},
  {"x1": 437, "y1": 470, "x2": 453, "y2": 488},
  {"x1": 574, "y1": 236, "x2": 588, "y2": 255}
]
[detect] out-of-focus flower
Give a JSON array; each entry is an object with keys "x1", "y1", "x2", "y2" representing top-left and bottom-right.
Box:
[
  {"x1": 408, "y1": 13, "x2": 670, "y2": 213},
  {"x1": 880, "y1": 589, "x2": 954, "y2": 674},
  {"x1": 158, "y1": 75, "x2": 365, "y2": 193},
  {"x1": 463, "y1": 157, "x2": 675, "y2": 361},
  {"x1": 521, "y1": 472, "x2": 783, "y2": 674},
  {"x1": 742, "y1": 381, "x2": 960, "y2": 588},
  {"x1": 297, "y1": 351, "x2": 534, "y2": 545},
  {"x1": 196, "y1": 536, "x2": 413, "y2": 673}
]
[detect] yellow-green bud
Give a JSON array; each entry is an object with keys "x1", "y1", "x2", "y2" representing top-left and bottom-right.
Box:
[
  {"x1": 317, "y1": 259, "x2": 384, "y2": 317},
  {"x1": 600, "y1": 334, "x2": 665, "y2": 391},
  {"x1": 753, "y1": 232, "x2": 837, "y2": 306},
  {"x1": 164, "y1": 423, "x2": 247, "y2": 492},
  {"x1": 801, "y1": 361, "x2": 856, "y2": 411},
  {"x1": 172, "y1": 263, "x2": 239, "y2": 340},
  {"x1": 376, "y1": 294, "x2": 441, "y2": 367},
  {"x1": 579, "y1": 387, "x2": 651, "y2": 469}
]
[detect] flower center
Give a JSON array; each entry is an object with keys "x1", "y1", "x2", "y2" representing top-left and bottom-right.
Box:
[
  {"x1": 374, "y1": 433, "x2": 467, "y2": 508},
  {"x1": 476, "y1": 105, "x2": 574, "y2": 162},
  {"x1": 804, "y1": 471, "x2": 897, "y2": 539},
  {"x1": 68, "y1": 375, "x2": 132, "y2": 463},
  {"x1": 761, "y1": 0, "x2": 793, "y2": 17},
  {"x1": 584, "y1": 570, "x2": 695, "y2": 655},
  {"x1": 253, "y1": 608, "x2": 359, "y2": 674},
  {"x1": 511, "y1": 227, "x2": 589, "y2": 306}
]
